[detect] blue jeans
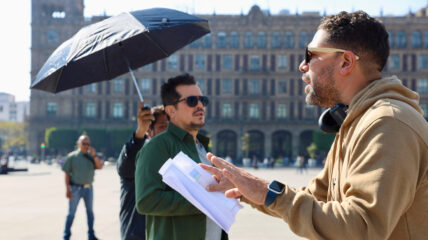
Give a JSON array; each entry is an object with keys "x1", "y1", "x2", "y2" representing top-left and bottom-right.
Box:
[{"x1": 63, "y1": 185, "x2": 96, "y2": 240}]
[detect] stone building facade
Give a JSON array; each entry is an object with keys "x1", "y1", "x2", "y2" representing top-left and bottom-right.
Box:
[{"x1": 29, "y1": 0, "x2": 428, "y2": 161}]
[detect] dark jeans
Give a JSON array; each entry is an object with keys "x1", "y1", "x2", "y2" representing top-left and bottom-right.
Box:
[{"x1": 63, "y1": 185, "x2": 96, "y2": 240}]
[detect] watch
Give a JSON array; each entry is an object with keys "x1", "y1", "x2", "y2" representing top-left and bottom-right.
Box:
[{"x1": 264, "y1": 180, "x2": 285, "y2": 206}]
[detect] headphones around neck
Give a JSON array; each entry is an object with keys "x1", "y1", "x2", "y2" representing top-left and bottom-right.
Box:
[{"x1": 318, "y1": 104, "x2": 348, "y2": 133}]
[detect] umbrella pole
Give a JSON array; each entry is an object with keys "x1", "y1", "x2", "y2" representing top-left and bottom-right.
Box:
[
  {"x1": 127, "y1": 65, "x2": 144, "y2": 102},
  {"x1": 120, "y1": 43, "x2": 144, "y2": 102}
]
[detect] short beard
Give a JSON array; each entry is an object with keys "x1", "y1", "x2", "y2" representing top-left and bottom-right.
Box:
[
  {"x1": 190, "y1": 122, "x2": 205, "y2": 130},
  {"x1": 305, "y1": 65, "x2": 340, "y2": 108}
]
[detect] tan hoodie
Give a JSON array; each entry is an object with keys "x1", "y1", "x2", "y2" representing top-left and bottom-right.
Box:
[{"x1": 244, "y1": 76, "x2": 428, "y2": 240}]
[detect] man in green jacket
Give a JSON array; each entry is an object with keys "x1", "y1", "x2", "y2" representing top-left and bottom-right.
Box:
[{"x1": 135, "y1": 73, "x2": 228, "y2": 240}]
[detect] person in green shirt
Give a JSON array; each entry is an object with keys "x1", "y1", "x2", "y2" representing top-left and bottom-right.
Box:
[
  {"x1": 135, "y1": 73, "x2": 228, "y2": 240},
  {"x1": 62, "y1": 135, "x2": 103, "y2": 240}
]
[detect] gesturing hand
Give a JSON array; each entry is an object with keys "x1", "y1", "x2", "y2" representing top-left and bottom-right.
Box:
[{"x1": 201, "y1": 152, "x2": 270, "y2": 205}]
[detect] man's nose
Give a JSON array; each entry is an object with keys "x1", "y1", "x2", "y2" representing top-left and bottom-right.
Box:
[{"x1": 299, "y1": 60, "x2": 308, "y2": 73}]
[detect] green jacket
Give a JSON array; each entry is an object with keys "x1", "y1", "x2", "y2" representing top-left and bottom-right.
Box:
[{"x1": 135, "y1": 123, "x2": 227, "y2": 240}]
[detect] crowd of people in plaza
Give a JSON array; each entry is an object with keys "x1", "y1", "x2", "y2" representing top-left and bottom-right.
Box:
[{"x1": 59, "y1": 10, "x2": 428, "y2": 240}]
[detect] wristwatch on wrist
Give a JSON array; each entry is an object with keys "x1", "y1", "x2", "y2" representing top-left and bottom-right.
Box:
[{"x1": 264, "y1": 180, "x2": 285, "y2": 206}]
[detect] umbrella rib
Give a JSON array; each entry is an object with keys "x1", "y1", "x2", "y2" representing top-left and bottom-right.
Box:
[
  {"x1": 53, "y1": 67, "x2": 65, "y2": 92},
  {"x1": 142, "y1": 33, "x2": 169, "y2": 57}
]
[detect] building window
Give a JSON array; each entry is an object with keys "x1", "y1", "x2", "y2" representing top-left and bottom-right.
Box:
[
  {"x1": 424, "y1": 31, "x2": 428, "y2": 48},
  {"x1": 217, "y1": 32, "x2": 227, "y2": 48},
  {"x1": 140, "y1": 78, "x2": 151, "y2": 93},
  {"x1": 396, "y1": 31, "x2": 407, "y2": 48},
  {"x1": 189, "y1": 39, "x2": 200, "y2": 48},
  {"x1": 249, "y1": 103, "x2": 260, "y2": 119},
  {"x1": 272, "y1": 32, "x2": 281, "y2": 48},
  {"x1": 222, "y1": 79, "x2": 233, "y2": 94},
  {"x1": 420, "y1": 104, "x2": 427, "y2": 118},
  {"x1": 85, "y1": 102, "x2": 96, "y2": 118},
  {"x1": 418, "y1": 55, "x2": 428, "y2": 69},
  {"x1": 388, "y1": 54, "x2": 400, "y2": 70},
  {"x1": 223, "y1": 54, "x2": 233, "y2": 69},
  {"x1": 277, "y1": 104, "x2": 287, "y2": 118},
  {"x1": 412, "y1": 31, "x2": 422, "y2": 48},
  {"x1": 113, "y1": 79, "x2": 123, "y2": 93},
  {"x1": 257, "y1": 32, "x2": 267, "y2": 48},
  {"x1": 249, "y1": 79, "x2": 260, "y2": 94},
  {"x1": 46, "y1": 102, "x2": 57, "y2": 116},
  {"x1": 222, "y1": 103, "x2": 233, "y2": 118},
  {"x1": 197, "y1": 78, "x2": 205, "y2": 93},
  {"x1": 195, "y1": 54, "x2": 206, "y2": 70},
  {"x1": 202, "y1": 33, "x2": 212, "y2": 48},
  {"x1": 249, "y1": 55, "x2": 260, "y2": 71},
  {"x1": 244, "y1": 32, "x2": 254, "y2": 48},
  {"x1": 277, "y1": 80, "x2": 288, "y2": 94},
  {"x1": 417, "y1": 79, "x2": 428, "y2": 94},
  {"x1": 47, "y1": 29, "x2": 59, "y2": 43},
  {"x1": 229, "y1": 32, "x2": 239, "y2": 48},
  {"x1": 168, "y1": 54, "x2": 178, "y2": 69},
  {"x1": 284, "y1": 31, "x2": 294, "y2": 49},
  {"x1": 299, "y1": 31, "x2": 310, "y2": 49},
  {"x1": 113, "y1": 102, "x2": 124, "y2": 118},
  {"x1": 85, "y1": 83, "x2": 96, "y2": 93},
  {"x1": 387, "y1": 31, "x2": 394, "y2": 48},
  {"x1": 278, "y1": 55, "x2": 288, "y2": 69}
]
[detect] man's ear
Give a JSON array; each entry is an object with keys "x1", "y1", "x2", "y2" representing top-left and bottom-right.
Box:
[
  {"x1": 340, "y1": 51, "x2": 357, "y2": 76},
  {"x1": 165, "y1": 105, "x2": 174, "y2": 119}
]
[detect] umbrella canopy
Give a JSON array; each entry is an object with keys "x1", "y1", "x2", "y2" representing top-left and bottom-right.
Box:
[{"x1": 31, "y1": 8, "x2": 210, "y2": 97}]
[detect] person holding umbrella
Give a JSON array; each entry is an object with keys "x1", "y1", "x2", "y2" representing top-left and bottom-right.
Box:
[
  {"x1": 135, "y1": 73, "x2": 228, "y2": 240},
  {"x1": 117, "y1": 103, "x2": 168, "y2": 240},
  {"x1": 62, "y1": 135, "x2": 103, "y2": 240}
]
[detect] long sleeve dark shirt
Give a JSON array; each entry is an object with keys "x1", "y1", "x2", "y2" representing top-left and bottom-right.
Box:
[{"x1": 117, "y1": 133, "x2": 146, "y2": 240}]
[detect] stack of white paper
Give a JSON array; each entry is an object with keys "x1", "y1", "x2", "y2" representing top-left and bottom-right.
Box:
[{"x1": 158, "y1": 151, "x2": 242, "y2": 233}]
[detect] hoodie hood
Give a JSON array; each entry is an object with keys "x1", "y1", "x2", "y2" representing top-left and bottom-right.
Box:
[{"x1": 342, "y1": 75, "x2": 423, "y2": 130}]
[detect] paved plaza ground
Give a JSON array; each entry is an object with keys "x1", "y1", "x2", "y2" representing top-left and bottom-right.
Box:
[{"x1": 0, "y1": 161, "x2": 321, "y2": 240}]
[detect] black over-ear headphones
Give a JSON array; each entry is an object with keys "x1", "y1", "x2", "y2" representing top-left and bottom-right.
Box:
[{"x1": 318, "y1": 104, "x2": 348, "y2": 133}]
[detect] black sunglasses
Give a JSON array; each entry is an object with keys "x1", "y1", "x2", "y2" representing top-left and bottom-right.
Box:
[
  {"x1": 305, "y1": 46, "x2": 360, "y2": 64},
  {"x1": 175, "y1": 96, "x2": 209, "y2": 107}
]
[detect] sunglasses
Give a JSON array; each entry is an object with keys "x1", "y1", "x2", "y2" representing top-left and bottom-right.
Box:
[
  {"x1": 305, "y1": 47, "x2": 360, "y2": 64},
  {"x1": 81, "y1": 142, "x2": 90, "y2": 146},
  {"x1": 175, "y1": 96, "x2": 209, "y2": 107}
]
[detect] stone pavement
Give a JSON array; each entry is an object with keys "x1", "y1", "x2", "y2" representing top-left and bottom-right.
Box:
[{"x1": 0, "y1": 161, "x2": 321, "y2": 240}]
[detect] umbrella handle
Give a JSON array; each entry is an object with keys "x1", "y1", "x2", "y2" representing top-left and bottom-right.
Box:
[{"x1": 119, "y1": 43, "x2": 144, "y2": 102}]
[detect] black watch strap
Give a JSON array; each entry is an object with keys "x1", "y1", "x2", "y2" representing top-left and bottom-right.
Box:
[{"x1": 264, "y1": 180, "x2": 285, "y2": 206}]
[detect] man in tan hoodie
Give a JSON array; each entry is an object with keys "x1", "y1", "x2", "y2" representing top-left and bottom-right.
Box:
[{"x1": 201, "y1": 11, "x2": 428, "y2": 240}]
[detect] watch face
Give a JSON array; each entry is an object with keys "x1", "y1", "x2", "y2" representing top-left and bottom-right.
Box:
[{"x1": 270, "y1": 180, "x2": 285, "y2": 192}]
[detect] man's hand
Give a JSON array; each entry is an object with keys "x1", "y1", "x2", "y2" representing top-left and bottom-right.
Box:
[
  {"x1": 135, "y1": 101, "x2": 155, "y2": 139},
  {"x1": 88, "y1": 146, "x2": 96, "y2": 157},
  {"x1": 199, "y1": 163, "x2": 235, "y2": 193},
  {"x1": 66, "y1": 188, "x2": 72, "y2": 199},
  {"x1": 202, "y1": 152, "x2": 270, "y2": 205}
]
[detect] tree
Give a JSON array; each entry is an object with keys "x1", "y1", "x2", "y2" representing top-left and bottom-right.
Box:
[
  {"x1": 45, "y1": 128, "x2": 79, "y2": 154},
  {"x1": 241, "y1": 133, "x2": 250, "y2": 158},
  {"x1": 0, "y1": 121, "x2": 28, "y2": 151},
  {"x1": 108, "y1": 128, "x2": 134, "y2": 157}
]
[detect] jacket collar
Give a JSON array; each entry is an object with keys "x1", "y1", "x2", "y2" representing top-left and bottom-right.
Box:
[{"x1": 167, "y1": 122, "x2": 210, "y2": 148}]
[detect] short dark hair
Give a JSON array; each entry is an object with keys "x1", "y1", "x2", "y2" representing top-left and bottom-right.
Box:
[
  {"x1": 318, "y1": 11, "x2": 389, "y2": 71},
  {"x1": 161, "y1": 73, "x2": 196, "y2": 106},
  {"x1": 149, "y1": 105, "x2": 166, "y2": 129}
]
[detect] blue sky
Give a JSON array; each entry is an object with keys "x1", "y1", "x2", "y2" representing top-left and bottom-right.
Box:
[{"x1": 1, "y1": 0, "x2": 427, "y2": 101}]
